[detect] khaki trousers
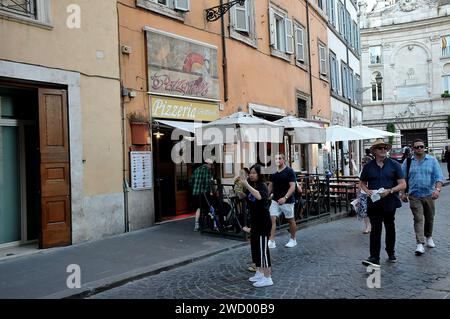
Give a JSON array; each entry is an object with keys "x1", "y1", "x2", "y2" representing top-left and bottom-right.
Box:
[{"x1": 409, "y1": 196, "x2": 435, "y2": 244}]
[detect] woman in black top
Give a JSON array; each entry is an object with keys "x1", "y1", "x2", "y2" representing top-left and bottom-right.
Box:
[{"x1": 238, "y1": 164, "x2": 273, "y2": 288}]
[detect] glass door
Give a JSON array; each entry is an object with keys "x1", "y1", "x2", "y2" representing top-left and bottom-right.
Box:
[{"x1": 0, "y1": 125, "x2": 21, "y2": 244}]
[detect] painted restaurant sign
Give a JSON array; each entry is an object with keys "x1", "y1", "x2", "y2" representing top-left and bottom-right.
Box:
[{"x1": 146, "y1": 28, "x2": 219, "y2": 100}]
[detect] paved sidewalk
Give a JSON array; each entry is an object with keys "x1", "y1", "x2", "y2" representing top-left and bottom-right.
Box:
[
  {"x1": 0, "y1": 218, "x2": 247, "y2": 299},
  {"x1": 1, "y1": 180, "x2": 447, "y2": 299}
]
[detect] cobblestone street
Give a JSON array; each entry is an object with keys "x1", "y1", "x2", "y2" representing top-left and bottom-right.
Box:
[{"x1": 92, "y1": 186, "x2": 450, "y2": 299}]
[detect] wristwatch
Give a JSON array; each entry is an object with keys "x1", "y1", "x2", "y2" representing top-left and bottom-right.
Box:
[
  {"x1": 390, "y1": 189, "x2": 394, "y2": 194},
  {"x1": 284, "y1": 196, "x2": 288, "y2": 199}
]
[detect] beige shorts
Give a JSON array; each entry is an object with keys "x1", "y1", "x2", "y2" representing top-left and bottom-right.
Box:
[{"x1": 269, "y1": 200, "x2": 295, "y2": 219}]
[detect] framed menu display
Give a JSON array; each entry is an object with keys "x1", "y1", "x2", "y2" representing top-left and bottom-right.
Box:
[{"x1": 130, "y1": 151, "x2": 152, "y2": 190}]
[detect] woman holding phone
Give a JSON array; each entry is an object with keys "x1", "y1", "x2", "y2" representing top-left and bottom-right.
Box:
[{"x1": 239, "y1": 164, "x2": 273, "y2": 288}]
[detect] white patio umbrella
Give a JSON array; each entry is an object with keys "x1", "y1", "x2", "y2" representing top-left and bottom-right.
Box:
[
  {"x1": 352, "y1": 125, "x2": 401, "y2": 137},
  {"x1": 326, "y1": 125, "x2": 384, "y2": 181},
  {"x1": 195, "y1": 111, "x2": 283, "y2": 145},
  {"x1": 326, "y1": 125, "x2": 384, "y2": 142},
  {"x1": 274, "y1": 116, "x2": 326, "y2": 144}
]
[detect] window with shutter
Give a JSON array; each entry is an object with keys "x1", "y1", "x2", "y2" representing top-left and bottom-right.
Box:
[
  {"x1": 338, "y1": 2, "x2": 344, "y2": 36},
  {"x1": 319, "y1": 43, "x2": 327, "y2": 76},
  {"x1": 295, "y1": 26, "x2": 304, "y2": 62},
  {"x1": 348, "y1": 68, "x2": 354, "y2": 102},
  {"x1": 233, "y1": 1, "x2": 248, "y2": 32},
  {"x1": 341, "y1": 63, "x2": 348, "y2": 98},
  {"x1": 269, "y1": 8, "x2": 276, "y2": 47},
  {"x1": 285, "y1": 18, "x2": 294, "y2": 54},
  {"x1": 174, "y1": 0, "x2": 189, "y2": 11}
]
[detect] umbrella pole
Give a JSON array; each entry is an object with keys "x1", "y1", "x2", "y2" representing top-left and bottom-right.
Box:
[{"x1": 335, "y1": 141, "x2": 339, "y2": 184}]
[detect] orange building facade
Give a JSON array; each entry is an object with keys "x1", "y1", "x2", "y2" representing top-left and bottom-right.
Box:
[{"x1": 118, "y1": 0, "x2": 331, "y2": 223}]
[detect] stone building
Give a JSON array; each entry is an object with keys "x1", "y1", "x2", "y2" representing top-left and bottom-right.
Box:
[{"x1": 360, "y1": 0, "x2": 450, "y2": 157}]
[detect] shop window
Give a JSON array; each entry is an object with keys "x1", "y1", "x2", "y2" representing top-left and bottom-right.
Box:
[{"x1": 222, "y1": 144, "x2": 235, "y2": 178}]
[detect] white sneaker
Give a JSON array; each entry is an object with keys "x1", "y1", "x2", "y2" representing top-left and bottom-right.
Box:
[
  {"x1": 248, "y1": 271, "x2": 264, "y2": 282},
  {"x1": 415, "y1": 243, "x2": 425, "y2": 255},
  {"x1": 253, "y1": 276, "x2": 273, "y2": 288},
  {"x1": 285, "y1": 238, "x2": 297, "y2": 248},
  {"x1": 426, "y1": 237, "x2": 435, "y2": 248},
  {"x1": 268, "y1": 240, "x2": 276, "y2": 249}
]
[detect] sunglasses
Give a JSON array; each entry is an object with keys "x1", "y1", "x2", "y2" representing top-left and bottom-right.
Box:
[
  {"x1": 414, "y1": 145, "x2": 425, "y2": 150},
  {"x1": 375, "y1": 146, "x2": 388, "y2": 150}
]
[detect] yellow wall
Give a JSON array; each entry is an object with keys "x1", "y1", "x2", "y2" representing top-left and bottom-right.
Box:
[
  {"x1": 80, "y1": 76, "x2": 123, "y2": 195},
  {"x1": 0, "y1": 0, "x2": 122, "y2": 196},
  {"x1": 0, "y1": 0, "x2": 119, "y2": 78}
]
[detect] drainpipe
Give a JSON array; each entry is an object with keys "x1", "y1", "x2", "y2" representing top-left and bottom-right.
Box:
[
  {"x1": 117, "y1": 3, "x2": 129, "y2": 233},
  {"x1": 220, "y1": 0, "x2": 229, "y2": 101},
  {"x1": 345, "y1": 0, "x2": 353, "y2": 175},
  {"x1": 306, "y1": 0, "x2": 313, "y2": 109},
  {"x1": 305, "y1": 0, "x2": 313, "y2": 172}
]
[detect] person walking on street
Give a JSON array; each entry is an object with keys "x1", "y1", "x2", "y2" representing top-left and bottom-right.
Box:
[
  {"x1": 356, "y1": 157, "x2": 371, "y2": 234},
  {"x1": 268, "y1": 154, "x2": 297, "y2": 249},
  {"x1": 240, "y1": 164, "x2": 273, "y2": 288},
  {"x1": 444, "y1": 146, "x2": 450, "y2": 180},
  {"x1": 359, "y1": 140, "x2": 406, "y2": 267},
  {"x1": 190, "y1": 159, "x2": 214, "y2": 231},
  {"x1": 400, "y1": 139, "x2": 444, "y2": 256}
]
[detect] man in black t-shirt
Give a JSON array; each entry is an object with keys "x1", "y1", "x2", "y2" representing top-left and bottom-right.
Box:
[{"x1": 267, "y1": 154, "x2": 297, "y2": 249}]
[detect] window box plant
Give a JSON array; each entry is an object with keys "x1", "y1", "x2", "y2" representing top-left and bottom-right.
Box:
[
  {"x1": 441, "y1": 90, "x2": 450, "y2": 98},
  {"x1": 128, "y1": 111, "x2": 149, "y2": 145}
]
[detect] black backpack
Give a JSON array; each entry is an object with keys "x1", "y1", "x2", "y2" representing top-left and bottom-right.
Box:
[{"x1": 405, "y1": 157, "x2": 412, "y2": 194}]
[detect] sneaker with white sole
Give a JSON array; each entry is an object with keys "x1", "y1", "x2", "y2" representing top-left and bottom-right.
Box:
[
  {"x1": 415, "y1": 243, "x2": 425, "y2": 255},
  {"x1": 268, "y1": 240, "x2": 276, "y2": 249},
  {"x1": 249, "y1": 271, "x2": 264, "y2": 282},
  {"x1": 253, "y1": 276, "x2": 273, "y2": 288},
  {"x1": 426, "y1": 237, "x2": 435, "y2": 248},
  {"x1": 285, "y1": 238, "x2": 297, "y2": 248}
]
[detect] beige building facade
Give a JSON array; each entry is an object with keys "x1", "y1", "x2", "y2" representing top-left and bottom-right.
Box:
[{"x1": 0, "y1": 0, "x2": 123, "y2": 248}]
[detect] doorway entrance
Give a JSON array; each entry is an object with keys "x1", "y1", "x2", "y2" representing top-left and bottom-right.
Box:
[
  {"x1": 152, "y1": 127, "x2": 194, "y2": 222},
  {"x1": 401, "y1": 129, "x2": 428, "y2": 147},
  {"x1": 0, "y1": 82, "x2": 72, "y2": 249}
]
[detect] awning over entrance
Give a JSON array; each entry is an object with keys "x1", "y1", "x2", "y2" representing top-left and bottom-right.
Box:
[{"x1": 154, "y1": 119, "x2": 203, "y2": 134}]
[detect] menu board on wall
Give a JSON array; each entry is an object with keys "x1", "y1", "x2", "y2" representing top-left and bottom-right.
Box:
[{"x1": 130, "y1": 151, "x2": 152, "y2": 190}]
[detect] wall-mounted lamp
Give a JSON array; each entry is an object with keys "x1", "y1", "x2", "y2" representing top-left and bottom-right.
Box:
[
  {"x1": 153, "y1": 122, "x2": 165, "y2": 139},
  {"x1": 205, "y1": 0, "x2": 246, "y2": 22}
]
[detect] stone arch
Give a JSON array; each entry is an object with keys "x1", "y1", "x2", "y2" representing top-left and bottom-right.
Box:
[{"x1": 389, "y1": 41, "x2": 431, "y2": 65}]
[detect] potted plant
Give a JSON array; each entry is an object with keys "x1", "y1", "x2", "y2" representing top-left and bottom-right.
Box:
[
  {"x1": 386, "y1": 122, "x2": 395, "y2": 145},
  {"x1": 128, "y1": 111, "x2": 149, "y2": 145},
  {"x1": 442, "y1": 90, "x2": 450, "y2": 98}
]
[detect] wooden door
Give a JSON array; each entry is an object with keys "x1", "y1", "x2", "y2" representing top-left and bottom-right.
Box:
[{"x1": 38, "y1": 89, "x2": 71, "y2": 248}]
